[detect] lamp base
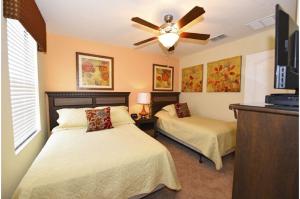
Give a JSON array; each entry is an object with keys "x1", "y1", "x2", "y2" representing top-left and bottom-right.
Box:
[{"x1": 139, "y1": 104, "x2": 149, "y2": 119}]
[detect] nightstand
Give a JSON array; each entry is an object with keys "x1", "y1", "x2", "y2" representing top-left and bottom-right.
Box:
[{"x1": 134, "y1": 116, "x2": 158, "y2": 137}]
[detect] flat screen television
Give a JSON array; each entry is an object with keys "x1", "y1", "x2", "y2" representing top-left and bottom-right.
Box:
[
  {"x1": 274, "y1": 4, "x2": 299, "y2": 93},
  {"x1": 265, "y1": 5, "x2": 299, "y2": 108}
]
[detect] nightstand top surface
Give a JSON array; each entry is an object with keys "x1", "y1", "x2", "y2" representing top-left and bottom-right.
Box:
[{"x1": 134, "y1": 116, "x2": 157, "y2": 124}]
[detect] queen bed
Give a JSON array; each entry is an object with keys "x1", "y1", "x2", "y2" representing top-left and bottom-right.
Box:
[
  {"x1": 13, "y1": 92, "x2": 181, "y2": 199},
  {"x1": 151, "y1": 92, "x2": 236, "y2": 170}
]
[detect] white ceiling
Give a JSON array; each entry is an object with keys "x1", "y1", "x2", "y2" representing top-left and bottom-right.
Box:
[{"x1": 35, "y1": 0, "x2": 298, "y2": 57}]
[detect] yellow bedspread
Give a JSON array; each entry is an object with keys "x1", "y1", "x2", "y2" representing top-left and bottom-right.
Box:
[
  {"x1": 13, "y1": 124, "x2": 181, "y2": 199},
  {"x1": 156, "y1": 111, "x2": 236, "y2": 170}
]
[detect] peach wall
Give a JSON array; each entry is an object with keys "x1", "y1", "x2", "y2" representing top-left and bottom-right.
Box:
[{"x1": 41, "y1": 33, "x2": 179, "y2": 113}]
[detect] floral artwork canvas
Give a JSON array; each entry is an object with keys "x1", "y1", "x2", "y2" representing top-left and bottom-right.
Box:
[
  {"x1": 207, "y1": 56, "x2": 241, "y2": 92},
  {"x1": 182, "y1": 64, "x2": 203, "y2": 92},
  {"x1": 76, "y1": 52, "x2": 114, "y2": 90},
  {"x1": 153, "y1": 64, "x2": 174, "y2": 91}
]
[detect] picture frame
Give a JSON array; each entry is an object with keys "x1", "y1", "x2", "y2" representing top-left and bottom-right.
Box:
[
  {"x1": 207, "y1": 56, "x2": 241, "y2": 92},
  {"x1": 152, "y1": 64, "x2": 174, "y2": 91},
  {"x1": 182, "y1": 64, "x2": 203, "y2": 92},
  {"x1": 76, "y1": 52, "x2": 114, "y2": 90}
]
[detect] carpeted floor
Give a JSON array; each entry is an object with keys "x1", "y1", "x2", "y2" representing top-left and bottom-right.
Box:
[{"x1": 144, "y1": 134, "x2": 234, "y2": 199}]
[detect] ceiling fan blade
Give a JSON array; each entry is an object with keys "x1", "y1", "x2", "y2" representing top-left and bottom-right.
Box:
[
  {"x1": 134, "y1": 37, "x2": 157, "y2": 46},
  {"x1": 177, "y1": 6, "x2": 205, "y2": 29},
  {"x1": 131, "y1": 17, "x2": 160, "y2": 31},
  {"x1": 180, "y1": 32, "x2": 210, "y2": 40},
  {"x1": 168, "y1": 46, "x2": 175, "y2": 51}
]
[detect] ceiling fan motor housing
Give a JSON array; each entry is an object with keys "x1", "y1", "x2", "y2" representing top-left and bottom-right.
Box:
[
  {"x1": 160, "y1": 14, "x2": 179, "y2": 34},
  {"x1": 164, "y1": 14, "x2": 173, "y2": 23}
]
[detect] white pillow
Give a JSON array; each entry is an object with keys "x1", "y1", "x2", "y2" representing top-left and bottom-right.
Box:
[
  {"x1": 162, "y1": 104, "x2": 177, "y2": 117},
  {"x1": 56, "y1": 106, "x2": 134, "y2": 128},
  {"x1": 96, "y1": 106, "x2": 135, "y2": 127},
  {"x1": 155, "y1": 110, "x2": 172, "y2": 119},
  {"x1": 111, "y1": 109, "x2": 135, "y2": 126},
  {"x1": 96, "y1": 106, "x2": 128, "y2": 111},
  {"x1": 57, "y1": 108, "x2": 91, "y2": 128}
]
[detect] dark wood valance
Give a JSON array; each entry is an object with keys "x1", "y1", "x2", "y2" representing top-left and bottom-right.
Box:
[{"x1": 3, "y1": 0, "x2": 47, "y2": 52}]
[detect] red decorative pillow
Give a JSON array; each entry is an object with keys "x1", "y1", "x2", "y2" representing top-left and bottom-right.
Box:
[
  {"x1": 85, "y1": 107, "x2": 113, "y2": 132},
  {"x1": 175, "y1": 103, "x2": 191, "y2": 118}
]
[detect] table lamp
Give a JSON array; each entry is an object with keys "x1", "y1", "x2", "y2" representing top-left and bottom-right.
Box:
[{"x1": 137, "y1": 92, "x2": 150, "y2": 119}]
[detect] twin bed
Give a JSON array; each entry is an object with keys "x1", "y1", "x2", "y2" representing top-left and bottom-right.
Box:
[
  {"x1": 151, "y1": 92, "x2": 236, "y2": 170},
  {"x1": 13, "y1": 91, "x2": 236, "y2": 199}
]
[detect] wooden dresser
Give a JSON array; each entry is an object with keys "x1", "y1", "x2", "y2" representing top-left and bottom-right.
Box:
[{"x1": 229, "y1": 104, "x2": 298, "y2": 199}]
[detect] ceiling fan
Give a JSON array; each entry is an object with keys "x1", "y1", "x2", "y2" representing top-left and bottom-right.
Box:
[{"x1": 131, "y1": 6, "x2": 210, "y2": 51}]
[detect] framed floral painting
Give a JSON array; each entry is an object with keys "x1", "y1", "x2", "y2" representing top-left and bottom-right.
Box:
[
  {"x1": 207, "y1": 56, "x2": 241, "y2": 92},
  {"x1": 182, "y1": 64, "x2": 203, "y2": 92},
  {"x1": 153, "y1": 64, "x2": 174, "y2": 91},
  {"x1": 76, "y1": 52, "x2": 114, "y2": 90}
]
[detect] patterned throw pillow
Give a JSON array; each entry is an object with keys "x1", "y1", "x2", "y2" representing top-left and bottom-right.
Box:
[
  {"x1": 175, "y1": 103, "x2": 191, "y2": 118},
  {"x1": 85, "y1": 107, "x2": 113, "y2": 132}
]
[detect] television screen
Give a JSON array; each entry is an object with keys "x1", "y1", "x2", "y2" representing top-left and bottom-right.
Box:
[{"x1": 274, "y1": 4, "x2": 299, "y2": 91}]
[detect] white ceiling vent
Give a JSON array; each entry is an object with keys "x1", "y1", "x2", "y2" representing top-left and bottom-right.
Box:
[
  {"x1": 246, "y1": 15, "x2": 275, "y2": 30},
  {"x1": 210, "y1": 34, "x2": 227, "y2": 42}
]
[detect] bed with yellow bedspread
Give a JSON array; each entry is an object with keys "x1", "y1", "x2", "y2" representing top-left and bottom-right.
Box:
[
  {"x1": 13, "y1": 124, "x2": 181, "y2": 199},
  {"x1": 156, "y1": 110, "x2": 237, "y2": 170}
]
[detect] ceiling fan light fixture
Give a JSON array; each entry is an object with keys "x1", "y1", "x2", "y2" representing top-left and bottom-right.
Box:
[
  {"x1": 158, "y1": 33, "x2": 179, "y2": 48},
  {"x1": 132, "y1": 6, "x2": 209, "y2": 50}
]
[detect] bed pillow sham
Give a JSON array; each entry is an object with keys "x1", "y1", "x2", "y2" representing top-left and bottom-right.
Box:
[
  {"x1": 96, "y1": 106, "x2": 135, "y2": 127},
  {"x1": 96, "y1": 106, "x2": 128, "y2": 111},
  {"x1": 56, "y1": 106, "x2": 133, "y2": 128},
  {"x1": 162, "y1": 104, "x2": 177, "y2": 117},
  {"x1": 85, "y1": 107, "x2": 113, "y2": 132},
  {"x1": 111, "y1": 109, "x2": 135, "y2": 126},
  {"x1": 56, "y1": 108, "x2": 89, "y2": 128},
  {"x1": 175, "y1": 103, "x2": 191, "y2": 118}
]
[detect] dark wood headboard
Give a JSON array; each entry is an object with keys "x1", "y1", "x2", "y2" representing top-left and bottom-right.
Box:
[
  {"x1": 46, "y1": 92, "x2": 130, "y2": 130},
  {"x1": 151, "y1": 92, "x2": 180, "y2": 116}
]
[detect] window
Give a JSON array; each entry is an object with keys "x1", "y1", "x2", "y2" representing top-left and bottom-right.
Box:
[{"x1": 7, "y1": 19, "x2": 41, "y2": 150}]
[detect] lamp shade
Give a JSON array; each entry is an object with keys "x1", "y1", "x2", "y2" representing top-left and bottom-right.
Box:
[
  {"x1": 158, "y1": 33, "x2": 179, "y2": 48},
  {"x1": 137, "y1": 92, "x2": 150, "y2": 104}
]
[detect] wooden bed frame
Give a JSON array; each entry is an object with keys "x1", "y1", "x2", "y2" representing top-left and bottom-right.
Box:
[
  {"x1": 46, "y1": 91, "x2": 130, "y2": 130},
  {"x1": 150, "y1": 92, "x2": 180, "y2": 116},
  {"x1": 150, "y1": 92, "x2": 207, "y2": 163}
]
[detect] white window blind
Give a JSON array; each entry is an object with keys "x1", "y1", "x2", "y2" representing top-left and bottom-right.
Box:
[{"x1": 7, "y1": 19, "x2": 41, "y2": 150}]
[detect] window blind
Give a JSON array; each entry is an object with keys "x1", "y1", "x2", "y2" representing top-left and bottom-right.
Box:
[{"x1": 7, "y1": 19, "x2": 41, "y2": 150}]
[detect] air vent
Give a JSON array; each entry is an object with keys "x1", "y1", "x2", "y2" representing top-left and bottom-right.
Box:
[
  {"x1": 210, "y1": 34, "x2": 227, "y2": 41},
  {"x1": 246, "y1": 15, "x2": 275, "y2": 30}
]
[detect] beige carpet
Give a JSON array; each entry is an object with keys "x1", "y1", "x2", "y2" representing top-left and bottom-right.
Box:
[{"x1": 144, "y1": 134, "x2": 234, "y2": 199}]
